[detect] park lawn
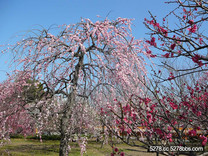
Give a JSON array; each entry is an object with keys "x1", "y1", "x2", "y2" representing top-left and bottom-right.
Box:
[
  {"x1": 0, "y1": 139, "x2": 207, "y2": 156},
  {"x1": 0, "y1": 139, "x2": 59, "y2": 156},
  {"x1": 0, "y1": 138, "x2": 153, "y2": 156}
]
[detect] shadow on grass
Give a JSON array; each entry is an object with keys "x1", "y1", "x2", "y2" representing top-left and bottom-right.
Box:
[
  {"x1": 1, "y1": 144, "x2": 59, "y2": 155},
  {"x1": 125, "y1": 148, "x2": 148, "y2": 152},
  {"x1": 16, "y1": 144, "x2": 57, "y2": 151}
]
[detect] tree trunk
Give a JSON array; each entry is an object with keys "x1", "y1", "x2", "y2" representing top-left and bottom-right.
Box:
[
  {"x1": 59, "y1": 91, "x2": 76, "y2": 156},
  {"x1": 59, "y1": 99, "x2": 72, "y2": 156},
  {"x1": 59, "y1": 132, "x2": 70, "y2": 156},
  {"x1": 59, "y1": 112, "x2": 71, "y2": 156},
  {"x1": 59, "y1": 52, "x2": 84, "y2": 156}
]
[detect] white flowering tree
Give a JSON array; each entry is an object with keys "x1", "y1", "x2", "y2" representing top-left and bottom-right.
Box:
[{"x1": 1, "y1": 18, "x2": 150, "y2": 155}]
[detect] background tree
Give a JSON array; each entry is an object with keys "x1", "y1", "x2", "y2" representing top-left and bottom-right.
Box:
[
  {"x1": 0, "y1": 72, "x2": 36, "y2": 145},
  {"x1": 22, "y1": 79, "x2": 45, "y2": 103}
]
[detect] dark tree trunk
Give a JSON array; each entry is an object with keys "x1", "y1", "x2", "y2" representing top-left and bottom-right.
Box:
[
  {"x1": 59, "y1": 132, "x2": 70, "y2": 156},
  {"x1": 59, "y1": 99, "x2": 73, "y2": 156},
  {"x1": 59, "y1": 52, "x2": 84, "y2": 156}
]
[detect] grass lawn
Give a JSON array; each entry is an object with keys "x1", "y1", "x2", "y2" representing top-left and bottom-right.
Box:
[
  {"x1": 0, "y1": 138, "x2": 157, "y2": 156},
  {"x1": 0, "y1": 138, "x2": 207, "y2": 156}
]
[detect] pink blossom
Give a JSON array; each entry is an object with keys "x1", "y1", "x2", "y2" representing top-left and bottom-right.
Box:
[
  {"x1": 146, "y1": 37, "x2": 157, "y2": 47},
  {"x1": 172, "y1": 120, "x2": 177, "y2": 125},
  {"x1": 114, "y1": 147, "x2": 119, "y2": 152},
  {"x1": 197, "y1": 111, "x2": 202, "y2": 116},
  {"x1": 189, "y1": 129, "x2": 197, "y2": 136},
  {"x1": 188, "y1": 24, "x2": 197, "y2": 33},
  {"x1": 147, "y1": 113, "x2": 152, "y2": 123},
  {"x1": 126, "y1": 128, "x2": 132, "y2": 134},
  {"x1": 132, "y1": 114, "x2": 136, "y2": 121},
  {"x1": 169, "y1": 102, "x2": 178, "y2": 109},
  {"x1": 154, "y1": 128, "x2": 163, "y2": 135},
  {"x1": 150, "y1": 54, "x2": 157, "y2": 58},
  {"x1": 192, "y1": 54, "x2": 203, "y2": 66},
  {"x1": 168, "y1": 72, "x2": 175, "y2": 80},
  {"x1": 200, "y1": 135, "x2": 207, "y2": 146},
  {"x1": 116, "y1": 119, "x2": 120, "y2": 125},
  {"x1": 199, "y1": 38, "x2": 203, "y2": 44},
  {"x1": 170, "y1": 43, "x2": 176, "y2": 50},
  {"x1": 160, "y1": 27, "x2": 168, "y2": 36},
  {"x1": 146, "y1": 50, "x2": 152, "y2": 54},
  {"x1": 162, "y1": 53, "x2": 170, "y2": 58},
  {"x1": 188, "y1": 20, "x2": 194, "y2": 25},
  {"x1": 123, "y1": 117, "x2": 128, "y2": 123}
]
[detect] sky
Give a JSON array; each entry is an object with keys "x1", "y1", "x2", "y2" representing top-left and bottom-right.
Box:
[{"x1": 0, "y1": 0, "x2": 174, "y2": 82}]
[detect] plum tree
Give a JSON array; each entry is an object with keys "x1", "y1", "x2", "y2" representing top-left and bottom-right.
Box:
[
  {"x1": 144, "y1": 0, "x2": 208, "y2": 79},
  {"x1": 2, "y1": 18, "x2": 150, "y2": 155}
]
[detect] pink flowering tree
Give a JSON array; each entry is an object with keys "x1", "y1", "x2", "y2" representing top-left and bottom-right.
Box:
[
  {"x1": 0, "y1": 70, "x2": 64, "y2": 140},
  {"x1": 101, "y1": 71, "x2": 207, "y2": 156},
  {"x1": 0, "y1": 72, "x2": 36, "y2": 145},
  {"x1": 4, "y1": 18, "x2": 150, "y2": 156},
  {"x1": 99, "y1": 1, "x2": 208, "y2": 155},
  {"x1": 0, "y1": 71, "x2": 99, "y2": 152},
  {"x1": 144, "y1": 0, "x2": 208, "y2": 78}
]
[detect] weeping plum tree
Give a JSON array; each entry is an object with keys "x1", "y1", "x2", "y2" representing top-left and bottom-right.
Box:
[{"x1": 3, "y1": 18, "x2": 150, "y2": 155}]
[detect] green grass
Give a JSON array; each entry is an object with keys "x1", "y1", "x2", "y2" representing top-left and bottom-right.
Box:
[
  {"x1": 0, "y1": 138, "x2": 207, "y2": 156},
  {"x1": 0, "y1": 139, "x2": 60, "y2": 156},
  {"x1": 0, "y1": 139, "x2": 148, "y2": 156}
]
